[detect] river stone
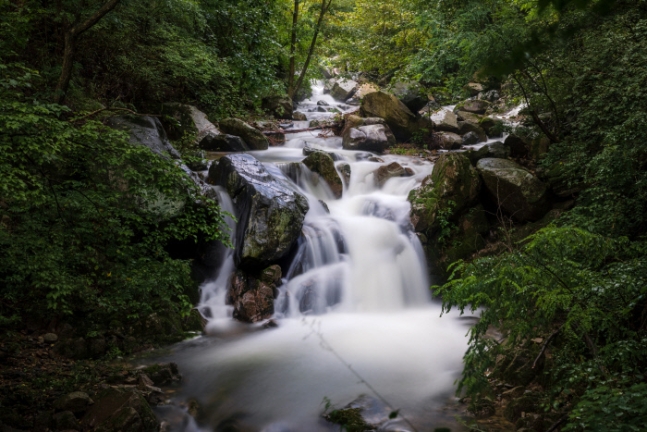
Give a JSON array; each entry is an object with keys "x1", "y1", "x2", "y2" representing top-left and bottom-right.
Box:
[
  {"x1": 81, "y1": 387, "x2": 158, "y2": 432},
  {"x1": 198, "y1": 133, "x2": 249, "y2": 152},
  {"x1": 160, "y1": 104, "x2": 218, "y2": 141},
  {"x1": 458, "y1": 99, "x2": 491, "y2": 114},
  {"x1": 293, "y1": 111, "x2": 307, "y2": 121},
  {"x1": 458, "y1": 121, "x2": 487, "y2": 143},
  {"x1": 464, "y1": 82, "x2": 484, "y2": 96},
  {"x1": 505, "y1": 134, "x2": 530, "y2": 158},
  {"x1": 462, "y1": 131, "x2": 480, "y2": 145},
  {"x1": 54, "y1": 392, "x2": 94, "y2": 414},
  {"x1": 360, "y1": 91, "x2": 429, "y2": 141},
  {"x1": 436, "y1": 132, "x2": 463, "y2": 150},
  {"x1": 476, "y1": 158, "x2": 549, "y2": 221},
  {"x1": 435, "y1": 111, "x2": 459, "y2": 133},
  {"x1": 409, "y1": 153, "x2": 481, "y2": 232},
  {"x1": 106, "y1": 115, "x2": 181, "y2": 159},
  {"x1": 330, "y1": 78, "x2": 358, "y2": 101},
  {"x1": 374, "y1": 162, "x2": 413, "y2": 187},
  {"x1": 209, "y1": 154, "x2": 309, "y2": 269},
  {"x1": 218, "y1": 118, "x2": 269, "y2": 150},
  {"x1": 456, "y1": 110, "x2": 483, "y2": 125},
  {"x1": 342, "y1": 124, "x2": 396, "y2": 153},
  {"x1": 227, "y1": 265, "x2": 281, "y2": 323},
  {"x1": 391, "y1": 81, "x2": 429, "y2": 113},
  {"x1": 303, "y1": 151, "x2": 344, "y2": 198},
  {"x1": 479, "y1": 89, "x2": 501, "y2": 102},
  {"x1": 479, "y1": 117, "x2": 504, "y2": 137},
  {"x1": 262, "y1": 95, "x2": 293, "y2": 120}
]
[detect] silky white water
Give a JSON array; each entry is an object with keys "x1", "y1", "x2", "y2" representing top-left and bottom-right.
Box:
[{"x1": 164, "y1": 81, "x2": 474, "y2": 432}]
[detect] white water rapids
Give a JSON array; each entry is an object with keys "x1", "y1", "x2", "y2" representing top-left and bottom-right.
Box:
[{"x1": 160, "y1": 82, "x2": 475, "y2": 432}]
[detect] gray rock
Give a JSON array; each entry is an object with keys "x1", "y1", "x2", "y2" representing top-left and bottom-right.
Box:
[
  {"x1": 462, "y1": 131, "x2": 480, "y2": 145},
  {"x1": 330, "y1": 79, "x2": 358, "y2": 101},
  {"x1": 43, "y1": 333, "x2": 58, "y2": 343},
  {"x1": 487, "y1": 141, "x2": 511, "y2": 159},
  {"x1": 209, "y1": 154, "x2": 309, "y2": 269},
  {"x1": 458, "y1": 122, "x2": 487, "y2": 143},
  {"x1": 293, "y1": 111, "x2": 307, "y2": 121},
  {"x1": 106, "y1": 116, "x2": 181, "y2": 159},
  {"x1": 317, "y1": 100, "x2": 329, "y2": 106},
  {"x1": 262, "y1": 96, "x2": 293, "y2": 120},
  {"x1": 374, "y1": 162, "x2": 413, "y2": 187},
  {"x1": 505, "y1": 134, "x2": 530, "y2": 158},
  {"x1": 476, "y1": 158, "x2": 549, "y2": 221},
  {"x1": 391, "y1": 81, "x2": 429, "y2": 113},
  {"x1": 227, "y1": 265, "x2": 281, "y2": 323},
  {"x1": 456, "y1": 110, "x2": 483, "y2": 125},
  {"x1": 463, "y1": 82, "x2": 484, "y2": 96},
  {"x1": 458, "y1": 99, "x2": 491, "y2": 115},
  {"x1": 218, "y1": 118, "x2": 269, "y2": 150},
  {"x1": 303, "y1": 151, "x2": 344, "y2": 198},
  {"x1": 198, "y1": 133, "x2": 249, "y2": 152},
  {"x1": 360, "y1": 91, "x2": 431, "y2": 142},
  {"x1": 160, "y1": 103, "x2": 218, "y2": 141},
  {"x1": 478, "y1": 89, "x2": 500, "y2": 102},
  {"x1": 436, "y1": 132, "x2": 463, "y2": 150},
  {"x1": 435, "y1": 111, "x2": 459, "y2": 133},
  {"x1": 342, "y1": 124, "x2": 397, "y2": 153},
  {"x1": 54, "y1": 392, "x2": 94, "y2": 414}
]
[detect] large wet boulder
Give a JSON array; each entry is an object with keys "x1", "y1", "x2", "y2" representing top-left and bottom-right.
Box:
[
  {"x1": 81, "y1": 387, "x2": 158, "y2": 432},
  {"x1": 330, "y1": 78, "x2": 359, "y2": 101},
  {"x1": 505, "y1": 134, "x2": 530, "y2": 158},
  {"x1": 360, "y1": 91, "x2": 429, "y2": 141},
  {"x1": 374, "y1": 162, "x2": 413, "y2": 187},
  {"x1": 476, "y1": 158, "x2": 549, "y2": 221},
  {"x1": 409, "y1": 153, "x2": 481, "y2": 232},
  {"x1": 209, "y1": 154, "x2": 309, "y2": 269},
  {"x1": 227, "y1": 265, "x2": 282, "y2": 323},
  {"x1": 435, "y1": 111, "x2": 459, "y2": 133},
  {"x1": 262, "y1": 95, "x2": 294, "y2": 120},
  {"x1": 303, "y1": 151, "x2": 344, "y2": 198},
  {"x1": 456, "y1": 110, "x2": 483, "y2": 125},
  {"x1": 199, "y1": 134, "x2": 249, "y2": 152},
  {"x1": 456, "y1": 99, "x2": 491, "y2": 115},
  {"x1": 160, "y1": 104, "x2": 218, "y2": 141},
  {"x1": 342, "y1": 124, "x2": 396, "y2": 153},
  {"x1": 458, "y1": 121, "x2": 487, "y2": 143},
  {"x1": 436, "y1": 131, "x2": 463, "y2": 150},
  {"x1": 218, "y1": 118, "x2": 269, "y2": 151},
  {"x1": 391, "y1": 81, "x2": 429, "y2": 113},
  {"x1": 106, "y1": 115, "x2": 181, "y2": 159}
]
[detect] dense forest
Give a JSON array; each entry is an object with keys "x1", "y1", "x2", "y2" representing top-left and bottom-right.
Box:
[{"x1": 1, "y1": 0, "x2": 647, "y2": 431}]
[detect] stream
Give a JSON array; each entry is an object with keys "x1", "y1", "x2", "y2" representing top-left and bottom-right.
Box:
[{"x1": 157, "y1": 82, "x2": 478, "y2": 432}]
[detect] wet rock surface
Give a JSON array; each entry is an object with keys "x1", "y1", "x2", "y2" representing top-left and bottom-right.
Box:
[
  {"x1": 106, "y1": 116, "x2": 181, "y2": 159},
  {"x1": 209, "y1": 154, "x2": 309, "y2": 269},
  {"x1": 227, "y1": 265, "x2": 282, "y2": 323},
  {"x1": 218, "y1": 118, "x2": 270, "y2": 150},
  {"x1": 342, "y1": 123, "x2": 397, "y2": 153},
  {"x1": 302, "y1": 151, "x2": 344, "y2": 198}
]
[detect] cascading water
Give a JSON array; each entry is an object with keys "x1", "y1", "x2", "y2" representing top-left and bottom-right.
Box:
[{"x1": 161, "y1": 81, "x2": 475, "y2": 432}]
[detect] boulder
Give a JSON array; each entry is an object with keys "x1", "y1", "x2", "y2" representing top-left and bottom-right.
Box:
[
  {"x1": 479, "y1": 117, "x2": 504, "y2": 137},
  {"x1": 456, "y1": 110, "x2": 483, "y2": 125},
  {"x1": 342, "y1": 124, "x2": 396, "y2": 153},
  {"x1": 330, "y1": 78, "x2": 358, "y2": 101},
  {"x1": 478, "y1": 89, "x2": 501, "y2": 102},
  {"x1": 360, "y1": 91, "x2": 428, "y2": 141},
  {"x1": 391, "y1": 81, "x2": 429, "y2": 113},
  {"x1": 81, "y1": 387, "x2": 158, "y2": 432},
  {"x1": 409, "y1": 153, "x2": 481, "y2": 232},
  {"x1": 54, "y1": 392, "x2": 94, "y2": 414},
  {"x1": 302, "y1": 151, "x2": 344, "y2": 198},
  {"x1": 505, "y1": 134, "x2": 530, "y2": 158},
  {"x1": 293, "y1": 111, "x2": 308, "y2": 121},
  {"x1": 218, "y1": 118, "x2": 269, "y2": 151},
  {"x1": 227, "y1": 265, "x2": 282, "y2": 323},
  {"x1": 106, "y1": 115, "x2": 181, "y2": 159},
  {"x1": 262, "y1": 95, "x2": 294, "y2": 119},
  {"x1": 462, "y1": 131, "x2": 480, "y2": 145},
  {"x1": 209, "y1": 154, "x2": 309, "y2": 269},
  {"x1": 436, "y1": 132, "x2": 462, "y2": 150},
  {"x1": 435, "y1": 111, "x2": 459, "y2": 133},
  {"x1": 463, "y1": 82, "x2": 484, "y2": 96},
  {"x1": 476, "y1": 158, "x2": 549, "y2": 221},
  {"x1": 198, "y1": 133, "x2": 249, "y2": 152},
  {"x1": 160, "y1": 104, "x2": 218, "y2": 141},
  {"x1": 487, "y1": 141, "x2": 511, "y2": 159},
  {"x1": 458, "y1": 122, "x2": 487, "y2": 143},
  {"x1": 374, "y1": 162, "x2": 413, "y2": 187},
  {"x1": 457, "y1": 99, "x2": 491, "y2": 115},
  {"x1": 353, "y1": 83, "x2": 380, "y2": 100}
]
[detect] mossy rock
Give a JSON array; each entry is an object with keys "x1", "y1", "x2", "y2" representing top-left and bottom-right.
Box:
[{"x1": 303, "y1": 151, "x2": 344, "y2": 198}]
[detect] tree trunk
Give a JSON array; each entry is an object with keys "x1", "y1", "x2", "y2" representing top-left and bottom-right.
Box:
[
  {"x1": 54, "y1": 0, "x2": 122, "y2": 103},
  {"x1": 293, "y1": 0, "x2": 332, "y2": 99},
  {"x1": 287, "y1": 0, "x2": 300, "y2": 97}
]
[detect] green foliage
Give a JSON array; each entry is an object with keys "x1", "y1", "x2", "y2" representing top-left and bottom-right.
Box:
[
  {"x1": 0, "y1": 65, "x2": 229, "y2": 338},
  {"x1": 437, "y1": 227, "x2": 647, "y2": 427}
]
